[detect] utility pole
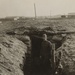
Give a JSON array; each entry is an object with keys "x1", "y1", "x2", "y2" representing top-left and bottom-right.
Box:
[
  {"x1": 50, "y1": 10, "x2": 51, "y2": 19},
  {"x1": 34, "y1": 3, "x2": 37, "y2": 19}
]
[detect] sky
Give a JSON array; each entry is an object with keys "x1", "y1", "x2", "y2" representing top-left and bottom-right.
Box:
[{"x1": 0, "y1": 0, "x2": 75, "y2": 17}]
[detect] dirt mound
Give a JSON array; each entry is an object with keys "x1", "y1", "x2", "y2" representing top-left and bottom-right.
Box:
[
  {"x1": 56, "y1": 34, "x2": 75, "y2": 75},
  {"x1": 0, "y1": 34, "x2": 27, "y2": 75}
]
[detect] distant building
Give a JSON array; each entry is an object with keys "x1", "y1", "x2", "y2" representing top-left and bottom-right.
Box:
[
  {"x1": 61, "y1": 15, "x2": 66, "y2": 18},
  {"x1": 14, "y1": 17, "x2": 19, "y2": 20},
  {"x1": 0, "y1": 17, "x2": 14, "y2": 21},
  {"x1": 68, "y1": 13, "x2": 75, "y2": 18},
  {"x1": 49, "y1": 15, "x2": 64, "y2": 19}
]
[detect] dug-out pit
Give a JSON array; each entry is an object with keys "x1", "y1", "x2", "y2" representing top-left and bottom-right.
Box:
[
  {"x1": 21, "y1": 33, "x2": 66, "y2": 75},
  {"x1": 6, "y1": 29, "x2": 67, "y2": 75}
]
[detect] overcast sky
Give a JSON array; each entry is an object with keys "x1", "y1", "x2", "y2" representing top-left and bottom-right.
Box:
[{"x1": 0, "y1": 0, "x2": 75, "y2": 17}]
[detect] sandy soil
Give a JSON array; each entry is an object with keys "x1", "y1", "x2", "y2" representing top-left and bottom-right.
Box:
[
  {"x1": 0, "y1": 34, "x2": 27, "y2": 75},
  {"x1": 0, "y1": 18, "x2": 75, "y2": 75}
]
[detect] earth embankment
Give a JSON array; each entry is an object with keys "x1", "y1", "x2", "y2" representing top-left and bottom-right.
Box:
[{"x1": 0, "y1": 34, "x2": 27, "y2": 75}]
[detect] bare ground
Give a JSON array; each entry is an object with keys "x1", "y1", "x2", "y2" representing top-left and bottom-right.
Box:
[{"x1": 0, "y1": 18, "x2": 75, "y2": 75}]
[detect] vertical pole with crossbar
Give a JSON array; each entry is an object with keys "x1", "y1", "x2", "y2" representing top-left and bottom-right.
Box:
[{"x1": 34, "y1": 3, "x2": 37, "y2": 19}]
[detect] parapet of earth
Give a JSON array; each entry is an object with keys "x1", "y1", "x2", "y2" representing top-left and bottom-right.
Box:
[{"x1": 0, "y1": 34, "x2": 27, "y2": 75}]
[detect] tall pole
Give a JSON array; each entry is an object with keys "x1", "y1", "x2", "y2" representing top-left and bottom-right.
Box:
[
  {"x1": 34, "y1": 3, "x2": 37, "y2": 19},
  {"x1": 50, "y1": 10, "x2": 51, "y2": 18}
]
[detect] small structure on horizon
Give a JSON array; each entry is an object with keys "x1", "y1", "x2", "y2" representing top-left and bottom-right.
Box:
[{"x1": 68, "y1": 13, "x2": 75, "y2": 18}]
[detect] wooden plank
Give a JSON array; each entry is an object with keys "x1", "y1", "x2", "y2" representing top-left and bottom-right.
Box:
[{"x1": 45, "y1": 31, "x2": 75, "y2": 35}]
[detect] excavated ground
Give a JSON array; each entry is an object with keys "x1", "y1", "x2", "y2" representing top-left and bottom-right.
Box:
[
  {"x1": 0, "y1": 34, "x2": 27, "y2": 75},
  {"x1": 56, "y1": 34, "x2": 75, "y2": 75},
  {"x1": 0, "y1": 19, "x2": 75, "y2": 75}
]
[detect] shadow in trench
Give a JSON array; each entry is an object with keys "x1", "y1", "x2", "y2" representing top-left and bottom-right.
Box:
[
  {"x1": 22, "y1": 35, "x2": 52, "y2": 75},
  {"x1": 23, "y1": 53, "x2": 52, "y2": 75},
  {"x1": 22, "y1": 34, "x2": 66, "y2": 75}
]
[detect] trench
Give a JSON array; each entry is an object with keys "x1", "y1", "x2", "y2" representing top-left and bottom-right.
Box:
[{"x1": 22, "y1": 34, "x2": 66, "y2": 75}]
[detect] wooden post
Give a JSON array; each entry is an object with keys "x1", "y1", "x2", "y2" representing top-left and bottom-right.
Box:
[
  {"x1": 52, "y1": 43, "x2": 55, "y2": 75},
  {"x1": 50, "y1": 10, "x2": 51, "y2": 18},
  {"x1": 34, "y1": 3, "x2": 37, "y2": 19}
]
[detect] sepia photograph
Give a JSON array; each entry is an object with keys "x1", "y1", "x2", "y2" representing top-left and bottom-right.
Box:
[{"x1": 0, "y1": 0, "x2": 75, "y2": 75}]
